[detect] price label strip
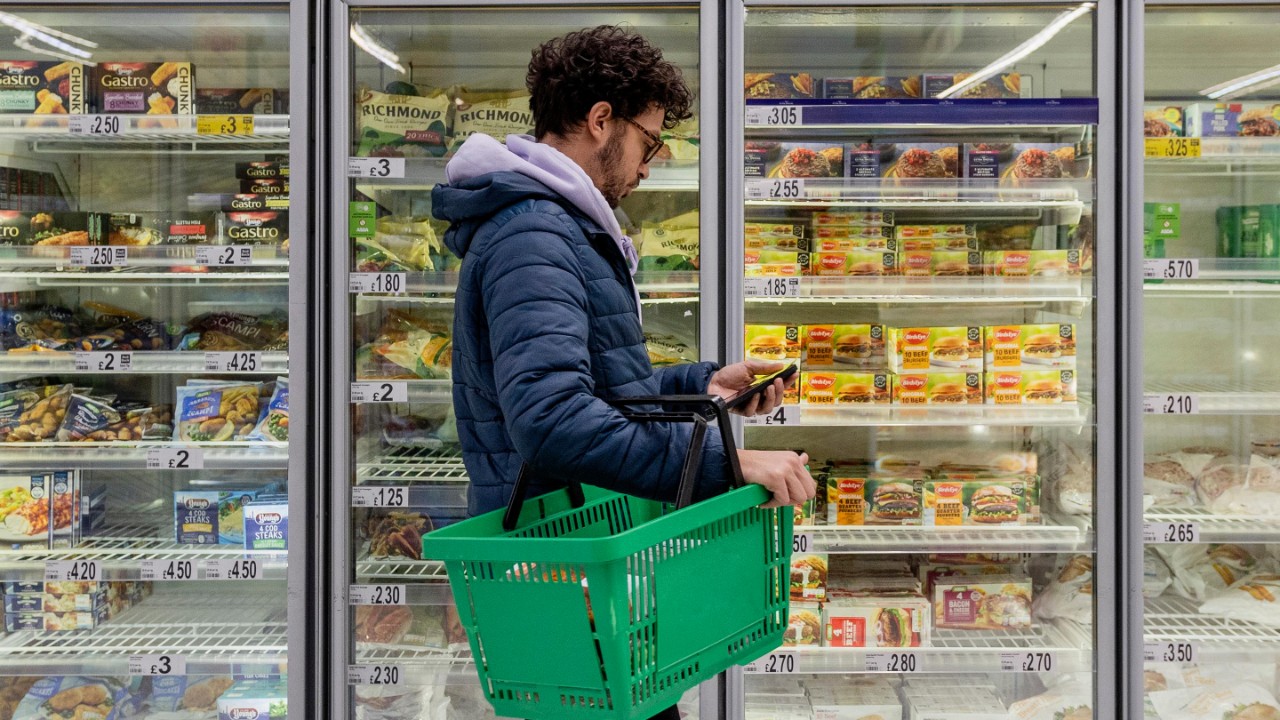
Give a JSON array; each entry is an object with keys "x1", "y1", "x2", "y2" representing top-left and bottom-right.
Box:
[
  {"x1": 69, "y1": 114, "x2": 124, "y2": 136},
  {"x1": 1143, "y1": 393, "x2": 1200, "y2": 415},
  {"x1": 349, "y1": 272, "x2": 407, "y2": 295},
  {"x1": 746, "y1": 179, "x2": 806, "y2": 201},
  {"x1": 205, "y1": 351, "x2": 264, "y2": 373},
  {"x1": 1143, "y1": 521, "x2": 1200, "y2": 544},
  {"x1": 146, "y1": 447, "x2": 205, "y2": 470},
  {"x1": 1145, "y1": 137, "x2": 1202, "y2": 159},
  {"x1": 197, "y1": 115, "x2": 255, "y2": 136},
  {"x1": 1143, "y1": 258, "x2": 1199, "y2": 281},
  {"x1": 864, "y1": 651, "x2": 920, "y2": 673},
  {"x1": 351, "y1": 486, "x2": 411, "y2": 508},
  {"x1": 69, "y1": 246, "x2": 127, "y2": 267},
  {"x1": 792, "y1": 532, "x2": 814, "y2": 554},
  {"x1": 744, "y1": 277, "x2": 801, "y2": 299},
  {"x1": 744, "y1": 651, "x2": 798, "y2": 674},
  {"x1": 745, "y1": 105, "x2": 805, "y2": 127},
  {"x1": 743, "y1": 405, "x2": 801, "y2": 427},
  {"x1": 129, "y1": 654, "x2": 186, "y2": 676},
  {"x1": 347, "y1": 157, "x2": 406, "y2": 179},
  {"x1": 1001, "y1": 651, "x2": 1056, "y2": 673},
  {"x1": 350, "y1": 381, "x2": 409, "y2": 404},
  {"x1": 195, "y1": 245, "x2": 255, "y2": 267},
  {"x1": 348, "y1": 665, "x2": 403, "y2": 686},
  {"x1": 46, "y1": 560, "x2": 102, "y2": 582},
  {"x1": 1144, "y1": 641, "x2": 1197, "y2": 664},
  {"x1": 74, "y1": 351, "x2": 133, "y2": 372},
  {"x1": 204, "y1": 558, "x2": 263, "y2": 581},
  {"x1": 140, "y1": 559, "x2": 197, "y2": 581},
  {"x1": 349, "y1": 584, "x2": 408, "y2": 606}
]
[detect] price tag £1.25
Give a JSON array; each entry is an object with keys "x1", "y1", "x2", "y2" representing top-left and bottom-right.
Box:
[
  {"x1": 351, "y1": 486, "x2": 410, "y2": 508},
  {"x1": 129, "y1": 654, "x2": 186, "y2": 676},
  {"x1": 743, "y1": 405, "x2": 801, "y2": 427}
]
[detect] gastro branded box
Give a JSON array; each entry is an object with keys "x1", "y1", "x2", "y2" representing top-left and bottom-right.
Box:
[{"x1": 0, "y1": 61, "x2": 85, "y2": 114}]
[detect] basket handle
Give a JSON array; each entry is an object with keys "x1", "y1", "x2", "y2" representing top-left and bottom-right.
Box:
[{"x1": 501, "y1": 395, "x2": 744, "y2": 532}]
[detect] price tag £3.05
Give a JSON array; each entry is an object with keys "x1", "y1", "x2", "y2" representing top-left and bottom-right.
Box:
[
  {"x1": 743, "y1": 405, "x2": 801, "y2": 427},
  {"x1": 745, "y1": 105, "x2": 805, "y2": 127}
]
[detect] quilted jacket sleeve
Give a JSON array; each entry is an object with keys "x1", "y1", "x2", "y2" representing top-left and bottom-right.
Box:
[
  {"x1": 481, "y1": 213, "x2": 729, "y2": 503},
  {"x1": 653, "y1": 362, "x2": 719, "y2": 397}
]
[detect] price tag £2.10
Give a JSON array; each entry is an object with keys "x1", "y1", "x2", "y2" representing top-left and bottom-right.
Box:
[
  {"x1": 1143, "y1": 394, "x2": 1199, "y2": 415},
  {"x1": 129, "y1": 654, "x2": 186, "y2": 676},
  {"x1": 743, "y1": 405, "x2": 801, "y2": 427}
]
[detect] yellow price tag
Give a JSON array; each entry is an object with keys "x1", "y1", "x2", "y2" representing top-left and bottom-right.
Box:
[
  {"x1": 196, "y1": 114, "x2": 255, "y2": 136},
  {"x1": 1145, "y1": 137, "x2": 1201, "y2": 159}
]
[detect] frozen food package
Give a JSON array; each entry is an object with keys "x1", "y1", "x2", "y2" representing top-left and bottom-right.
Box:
[
  {"x1": 1180, "y1": 662, "x2": 1277, "y2": 690},
  {"x1": 92, "y1": 61, "x2": 194, "y2": 116},
  {"x1": 1199, "y1": 574, "x2": 1280, "y2": 627},
  {"x1": 355, "y1": 604, "x2": 447, "y2": 649},
  {"x1": 0, "y1": 212, "x2": 97, "y2": 248},
  {"x1": 174, "y1": 383, "x2": 260, "y2": 442},
  {"x1": 781, "y1": 601, "x2": 821, "y2": 647},
  {"x1": 744, "y1": 72, "x2": 815, "y2": 99},
  {"x1": 1032, "y1": 555, "x2": 1093, "y2": 624},
  {"x1": 0, "y1": 60, "x2": 86, "y2": 114},
  {"x1": 148, "y1": 675, "x2": 236, "y2": 712},
  {"x1": 362, "y1": 510, "x2": 432, "y2": 560},
  {"x1": 1158, "y1": 544, "x2": 1271, "y2": 602},
  {"x1": 790, "y1": 553, "x2": 828, "y2": 600},
  {"x1": 948, "y1": 71, "x2": 1022, "y2": 99},
  {"x1": 1144, "y1": 548, "x2": 1173, "y2": 599},
  {"x1": 6, "y1": 384, "x2": 74, "y2": 442},
  {"x1": 0, "y1": 473, "x2": 52, "y2": 549},
  {"x1": 178, "y1": 311, "x2": 287, "y2": 352},
  {"x1": 1149, "y1": 682, "x2": 1280, "y2": 720},
  {"x1": 196, "y1": 87, "x2": 275, "y2": 114},
  {"x1": 1007, "y1": 685, "x2": 1092, "y2": 720},
  {"x1": 13, "y1": 676, "x2": 132, "y2": 720},
  {"x1": 656, "y1": 115, "x2": 699, "y2": 162},
  {"x1": 447, "y1": 88, "x2": 533, "y2": 153},
  {"x1": 1145, "y1": 105, "x2": 1185, "y2": 137},
  {"x1": 884, "y1": 143, "x2": 960, "y2": 180},
  {"x1": 354, "y1": 311, "x2": 451, "y2": 381},
  {"x1": 823, "y1": 75, "x2": 921, "y2": 99},
  {"x1": 1053, "y1": 456, "x2": 1093, "y2": 515},
  {"x1": 250, "y1": 378, "x2": 289, "y2": 442},
  {"x1": 933, "y1": 575, "x2": 1033, "y2": 630},
  {"x1": 355, "y1": 83, "x2": 451, "y2": 158},
  {"x1": 1199, "y1": 455, "x2": 1280, "y2": 516},
  {"x1": 746, "y1": 141, "x2": 844, "y2": 179},
  {"x1": 216, "y1": 678, "x2": 289, "y2": 720},
  {"x1": 1144, "y1": 452, "x2": 1215, "y2": 507},
  {"x1": 638, "y1": 209, "x2": 699, "y2": 272}
]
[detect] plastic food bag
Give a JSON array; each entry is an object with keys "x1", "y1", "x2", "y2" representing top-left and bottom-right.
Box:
[
  {"x1": 1144, "y1": 548, "x2": 1173, "y2": 599},
  {"x1": 1033, "y1": 555, "x2": 1092, "y2": 624},
  {"x1": 250, "y1": 378, "x2": 289, "y2": 442},
  {"x1": 1149, "y1": 682, "x2": 1280, "y2": 720},
  {"x1": 1200, "y1": 573, "x2": 1280, "y2": 628},
  {"x1": 174, "y1": 383, "x2": 259, "y2": 442},
  {"x1": 447, "y1": 88, "x2": 533, "y2": 153},
  {"x1": 1158, "y1": 544, "x2": 1272, "y2": 602},
  {"x1": 1145, "y1": 452, "x2": 1215, "y2": 508},
  {"x1": 355, "y1": 83, "x2": 451, "y2": 158}
]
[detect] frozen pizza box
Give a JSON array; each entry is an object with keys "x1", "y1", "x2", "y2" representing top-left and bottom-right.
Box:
[
  {"x1": 92, "y1": 61, "x2": 194, "y2": 115},
  {"x1": 0, "y1": 60, "x2": 86, "y2": 114}
]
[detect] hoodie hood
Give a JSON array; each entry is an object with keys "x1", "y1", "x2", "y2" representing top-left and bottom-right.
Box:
[{"x1": 438, "y1": 133, "x2": 639, "y2": 275}]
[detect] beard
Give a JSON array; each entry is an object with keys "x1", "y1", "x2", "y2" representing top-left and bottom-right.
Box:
[{"x1": 594, "y1": 130, "x2": 630, "y2": 208}]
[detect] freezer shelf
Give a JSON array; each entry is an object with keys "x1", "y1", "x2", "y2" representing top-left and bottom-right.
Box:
[
  {"x1": 350, "y1": 380, "x2": 451, "y2": 404},
  {"x1": 1144, "y1": 381, "x2": 1280, "y2": 414},
  {"x1": 744, "y1": 98, "x2": 1099, "y2": 130},
  {"x1": 0, "y1": 351, "x2": 288, "y2": 375},
  {"x1": 355, "y1": 555, "x2": 447, "y2": 583},
  {"x1": 1144, "y1": 259, "x2": 1280, "y2": 293},
  {"x1": 743, "y1": 622, "x2": 1090, "y2": 675},
  {"x1": 1145, "y1": 508, "x2": 1280, "y2": 544},
  {"x1": 351, "y1": 157, "x2": 698, "y2": 192},
  {"x1": 0, "y1": 441, "x2": 288, "y2": 471},
  {"x1": 362, "y1": 271, "x2": 699, "y2": 297},
  {"x1": 0, "y1": 525, "x2": 288, "y2": 582},
  {"x1": 0, "y1": 270, "x2": 290, "y2": 291},
  {"x1": 744, "y1": 177, "x2": 1090, "y2": 211},
  {"x1": 764, "y1": 402, "x2": 1092, "y2": 428},
  {"x1": 0, "y1": 245, "x2": 288, "y2": 269},
  {"x1": 357, "y1": 446, "x2": 467, "y2": 482},
  {"x1": 1145, "y1": 596, "x2": 1280, "y2": 660},
  {"x1": 747, "y1": 276, "x2": 1092, "y2": 302},
  {"x1": 0, "y1": 114, "x2": 289, "y2": 152},
  {"x1": 799, "y1": 523, "x2": 1091, "y2": 554},
  {"x1": 0, "y1": 586, "x2": 287, "y2": 675},
  {"x1": 354, "y1": 645, "x2": 474, "y2": 672},
  {"x1": 1146, "y1": 137, "x2": 1280, "y2": 174}
]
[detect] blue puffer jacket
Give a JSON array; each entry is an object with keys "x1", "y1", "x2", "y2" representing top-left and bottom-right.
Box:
[{"x1": 432, "y1": 172, "x2": 729, "y2": 517}]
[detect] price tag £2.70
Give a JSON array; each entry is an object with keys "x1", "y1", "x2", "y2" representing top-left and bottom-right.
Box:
[
  {"x1": 129, "y1": 654, "x2": 186, "y2": 676},
  {"x1": 1001, "y1": 651, "x2": 1056, "y2": 673},
  {"x1": 347, "y1": 157, "x2": 406, "y2": 179},
  {"x1": 744, "y1": 277, "x2": 800, "y2": 298},
  {"x1": 744, "y1": 651, "x2": 797, "y2": 674},
  {"x1": 743, "y1": 405, "x2": 801, "y2": 427}
]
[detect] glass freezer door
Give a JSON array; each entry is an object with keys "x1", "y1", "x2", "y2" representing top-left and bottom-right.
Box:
[
  {"x1": 735, "y1": 3, "x2": 1112, "y2": 719},
  {"x1": 1139, "y1": 6, "x2": 1280, "y2": 718},
  {"x1": 0, "y1": 4, "x2": 296, "y2": 717},
  {"x1": 333, "y1": 6, "x2": 713, "y2": 718}
]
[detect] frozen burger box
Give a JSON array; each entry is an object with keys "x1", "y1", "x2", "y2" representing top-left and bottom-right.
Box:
[
  {"x1": 812, "y1": 210, "x2": 894, "y2": 227},
  {"x1": 923, "y1": 479, "x2": 1029, "y2": 526},
  {"x1": 1144, "y1": 104, "x2": 1185, "y2": 137},
  {"x1": 985, "y1": 369, "x2": 1077, "y2": 404},
  {"x1": 932, "y1": 575, "x2": 1033, "y2": 630},
  {"x1": 0, "y1": 60, "x2": 86, "y2": 114},
  {"x1": 983, "y1": 323, "x2": 1077, "y2": 369},
  {"x1": 830, "y1": 476, "x2": 867, "y2": 526},
  {"x1": 790, "y1": 553, "x2": 828, "y2": 600},
  {"x1": 800, "y1": 371, "x2": 891, "y2": 405},
  {"x1": 822, "y1": 593, "x2": 930, "y2": 648},
  {"x1": 802, "y1": 323, "x2": 885, "y2": 368},
  {"x1": 892, "y1": 372, "x2": 982, "y2": 405},
  {"x1": 894, "y1": 224, "x2": 978, "y2": 251},
  {"x1": 782, "y1": 600, "x2": 822, "y2": 647},
  {"x1": 898, "y1": 250, "x2": 982, "y2": 277},
  {"x1": 745, "y1": 324, "x2": 800, "y2": 364},
  {"x1": 887, "y1": 326, "x2": 983, "y2": 373},
  {"x1": 92, "y1": 61, "x2": 194, "y2": 115},
  {"x1": 864, "y1": 476, "x2": 924, "y2": 525},
  {"x1": 745, "y1": 222, "x2": 806, "y2": 251},
  {"x1": 984, "y1": 249, "x2": 1085, "y2": 278},
  {"x1": 812, "y1": 249, "x2": 896, "y2": 276}
]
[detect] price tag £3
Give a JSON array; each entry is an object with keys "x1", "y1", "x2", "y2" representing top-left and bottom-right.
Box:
[
  {"x1": 743, "y1": 405, "x2": 801, "y2": 427},
  {"x1": 129, "y1": 654, "x2": 186, "y2": 676},
  {"x1": 347, "y1": 157, "x2": 406, "y2": 179}
]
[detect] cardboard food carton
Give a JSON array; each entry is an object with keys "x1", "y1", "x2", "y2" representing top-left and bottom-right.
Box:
[
  {"x1": 983, "y1": 249, "x2": 1084, "y2": 278},
  {"x1": 898, "y1": 250, "x2": 982, "y2": 277},
  {"x1": 983, "y1": 324, "x2": 1077, "y2": 369},
  {"x1": 0, "y1": 60, "x2": 86, "y2": 114},
  {"x1": 887, "y1": 326, "x2": 983, "y2": 373},
  {"x1": 932, "y1": 575, "x2": 1033, "y2": 630},
  {"x1": 984, "y1": 369, "x2": 1077, "y2": 404},
  {"x1": 800, "y1": 372, "x2": 891, "y2": 405},
  {"x1": 93, "y1": 61, "x2": 194, "y2": 115},
  {"x1": 892, "y1": 372, "x2": 982, "y2": 405},
  {"x1": 923, "y1": 479, "x2": 1030, "y2": 526}
]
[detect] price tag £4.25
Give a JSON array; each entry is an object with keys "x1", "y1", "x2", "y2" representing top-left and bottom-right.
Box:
[
  {"x1": 205, "y1": 351, "x2": 263, "y2": 373},
  {"x1": 743, "y1": 405, "x2": 801, "y2": 427}
]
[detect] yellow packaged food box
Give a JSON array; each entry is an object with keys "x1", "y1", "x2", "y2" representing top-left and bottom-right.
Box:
[
  {"x1": 801, "y1": 325, "x2": 834, "y2": 367},
  {"x1": 831, "y1": 323, "x2": 886, "y2": 368},
  {"x1": 745, "y1": 325, "x2": 800, "y2": 404},
  {"x1": 894, "y1": 223, "x2": 976, "y2": 241},
  {"x1": 984, "y1": 369, "x2": 1077, "y2": 404},
  {"x1": 801, "y1": 371, "x2": 891, "y2": 405},
  {"x1": 813, "y1": 250, "x2": 896, "y2": 276},
  {"x1": 745, "y1": 222, "x2": 806, "y2": 251},
  {"x1": 812, "y1": 235, "x2": 891, "y2": 252},
  {"x1": 898, "y1": 250, "x2": 982, "y2": 277},
  {"x1": 922, "y1": 479, "x2": 1029, "y2": 526},
  {"x1": 813, "y1": 225, "x2": 893, "y2": 245},
  {"x1": 834, "y1": 477, "x2": 866, "y2": 526},
  {"x1": 983, "y1": 324, "x2": 1076, "y2": 369},
  {"x1": 896, "y1": 236, "x2": 980, "y2": 252},
  {"x1": 984, "y1": 249, "x2": 1084, "y2": 277},
  {"x1": 892, "y1": 372, "x2": 983, "y2": 405},
  {"x1": 744, "y1": 248, "x2": 804, "y2": 277},
  {"x1": 887, "y1": 326, "x2": 983, "y2": 372},
  {"x1": 812, "y1": 210, "x2": 894, "y2": 227}
]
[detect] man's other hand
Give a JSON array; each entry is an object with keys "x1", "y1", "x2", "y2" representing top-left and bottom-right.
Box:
[
  {"x1": 708, "y1": 360, "x2": 797, "y2": 416},
  {"x1": 737, "y1": 449, "x2": 816, "y2": 509}
]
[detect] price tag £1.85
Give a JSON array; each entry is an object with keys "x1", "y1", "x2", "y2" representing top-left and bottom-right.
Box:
[
  {"x1": 129, "y1": 654, "x2": 186, "y2": 676},
  {"x1": 743, "y1": 405, "x2": 801, "y2": 427},
  {"x1": 744, "y1": 276, "x2": 800, "y2": 298}
]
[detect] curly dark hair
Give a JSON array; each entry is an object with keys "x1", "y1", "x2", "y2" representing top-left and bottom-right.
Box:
[{"x1": 526, "y1": 25, "x2": 693, "y2": 139}]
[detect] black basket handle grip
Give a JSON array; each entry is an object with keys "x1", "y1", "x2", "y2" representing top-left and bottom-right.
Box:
[{"x1": 501, "y1": 394, "x2": 745, "y2": 532}]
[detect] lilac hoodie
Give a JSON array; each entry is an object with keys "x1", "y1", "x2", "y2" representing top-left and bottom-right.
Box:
[{"x1": 444, "y1": 133, "x2": 642, "y2": 314}]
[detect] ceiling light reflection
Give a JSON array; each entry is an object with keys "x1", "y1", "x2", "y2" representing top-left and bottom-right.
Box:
[
  {"x1": 350, "y1": 23, "x2": 406, "y2": 75},
  {"x1": 1201, "y1": 63, "x2": 1280, "y2": 100},
  {"x1": 0, "y1": 12, "x2": 96, "y2": 64}
]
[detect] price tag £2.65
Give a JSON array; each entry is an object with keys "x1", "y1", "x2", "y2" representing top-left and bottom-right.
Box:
[{"x1": 1144, "y1": 521, "x2": 1200, "y2": 544}]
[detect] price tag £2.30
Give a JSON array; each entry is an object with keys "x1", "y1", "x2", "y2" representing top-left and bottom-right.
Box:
[
  {"x1": 348, "y1": 665, "x2": 403, "y2": 686},
  {"x1": 743, "y1": 405, "x2": 801, "y2": 427},
  {"x1": 349, "y1": 584, "x2": 407, "y2": 606}
]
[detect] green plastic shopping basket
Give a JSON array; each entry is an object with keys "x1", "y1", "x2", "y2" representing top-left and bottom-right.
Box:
[{"x1": 424, "y1": 396, "x2": 792, "y2": 720}]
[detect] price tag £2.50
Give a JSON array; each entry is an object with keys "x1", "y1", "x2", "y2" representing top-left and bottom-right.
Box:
[{"x1": 69, "y1": 246, "x2": 127, "y2": 267}]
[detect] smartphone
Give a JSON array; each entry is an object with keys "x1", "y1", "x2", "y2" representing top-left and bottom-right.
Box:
[{"x1": 724, "y1": 364, "x2": 797, "y2": 412}]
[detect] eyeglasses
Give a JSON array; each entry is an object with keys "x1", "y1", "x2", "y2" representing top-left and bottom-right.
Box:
[{"x1": 620, "y1": 116, "x2": 665, "y2": 164}]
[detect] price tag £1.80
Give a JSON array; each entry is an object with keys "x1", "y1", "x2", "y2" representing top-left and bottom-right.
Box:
[
  {"x1": 744, "y1": 276, "x2": 800, "y2": 298},
  {"x1": 349, "y1": 272, "x2": 407, "y2": 295},
  {"x1": 129, "y1": 654, "x2": 186, "y2": 676},
  {"x1": 743, "y1": 405, "x2": 801, "y2": 427}
]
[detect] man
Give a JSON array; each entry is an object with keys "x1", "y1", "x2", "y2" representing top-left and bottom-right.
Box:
[
  {"x1": 434, "y1": 24, "x2": 814, "y2": 519},
  {"x1": 433, "y1": 24, "x2": 814, "y2": 717}
]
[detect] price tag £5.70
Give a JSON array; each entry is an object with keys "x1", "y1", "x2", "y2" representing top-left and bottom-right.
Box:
[{"x1": 1144, "y1": 258, "x2": 1199, "y2": 281}]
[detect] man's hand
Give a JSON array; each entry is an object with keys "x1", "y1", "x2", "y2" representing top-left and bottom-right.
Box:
[
  {"x1": 737, "y1": 449, "x2": 816, "y2": 509},
  {"x1": 708, "y1": 360, "x2": 796, "y2": 416}
]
